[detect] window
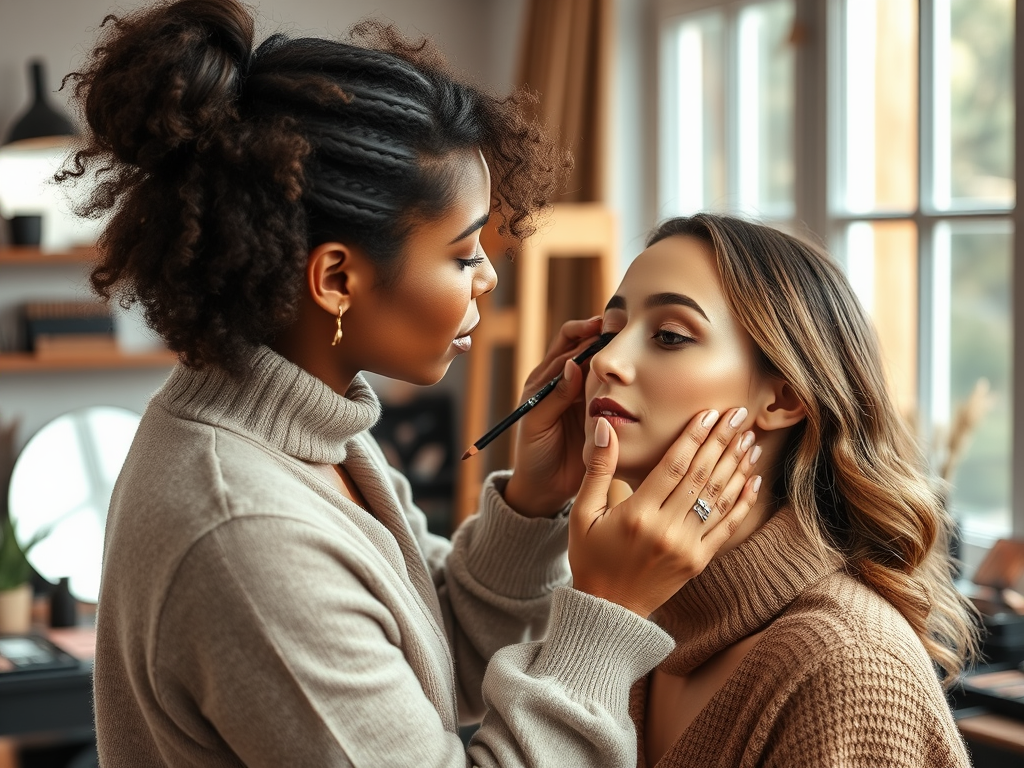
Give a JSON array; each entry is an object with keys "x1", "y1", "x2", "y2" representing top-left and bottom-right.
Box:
[
  {"x1": 659, "y1": 0, "x2": 796, "y2": 221},
  {"x1": 657, "y1": 0, "x2": 1017, "y2": 540}
]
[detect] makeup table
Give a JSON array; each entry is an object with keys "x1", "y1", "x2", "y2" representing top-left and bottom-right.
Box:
[
  {"x1": 954, "y1": 660, "x2": 1024, "y2": 767},
  {"x1": 955, "y1": 708, "x2": 1024, "y2": 767},
  {"x1": 0, "y1": 626, "x2": 95, "y2": 763}
]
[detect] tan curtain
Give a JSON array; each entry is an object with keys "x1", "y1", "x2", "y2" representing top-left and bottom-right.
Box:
[
  {"x1": 516, "y1": 0, "x2": 614, "y2": 335},
  {"x1": 517, "y1": 0, "x2": 613, "y2": 203}
]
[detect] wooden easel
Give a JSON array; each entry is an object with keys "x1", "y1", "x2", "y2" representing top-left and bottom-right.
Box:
[{"x1": 455, "y1": 202, "x2": 618, "y2": 525}]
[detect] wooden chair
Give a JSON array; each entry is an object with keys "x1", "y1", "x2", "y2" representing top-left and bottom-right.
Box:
[{"x1": 455, "y1": 202, "x2": 618, "y2": 525}]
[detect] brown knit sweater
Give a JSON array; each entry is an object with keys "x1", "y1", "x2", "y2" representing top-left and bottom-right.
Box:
[{"x1": 630, "y1": 508, "x2": 971, "y2": 768}]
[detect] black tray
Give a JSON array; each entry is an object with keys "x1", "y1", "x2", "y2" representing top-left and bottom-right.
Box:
[
  {"x1": 961, "y1": 664, "x2": 1024, "y2": 720},
  {"x1": 0, "y1": 634, "x2": 80, "y2": 675}
]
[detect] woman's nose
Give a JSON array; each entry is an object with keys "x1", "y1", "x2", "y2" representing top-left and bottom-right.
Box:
[
  {"x1": 590, "y1": 332, "x2": 634, "y2": 384},
  {"x1": 473, "y1": 252, "x2": 498, "y2": 297}
]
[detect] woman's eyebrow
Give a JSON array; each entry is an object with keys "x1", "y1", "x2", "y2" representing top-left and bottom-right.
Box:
[
  {"x1": 644, "y1": 292, "x2": 709, "y2": 321},
  {"x1": 604, "y1": 292, "x2": 709, "y2": 322},
  {"x1": 604, "y1": 295, "x2": 626, "y2": 311},
  {"x1": 448, "y1": 213, "x2": 490, "y2": 244}
]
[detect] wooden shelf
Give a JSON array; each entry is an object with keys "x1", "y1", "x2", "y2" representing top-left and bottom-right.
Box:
[
  {"x1": 0, "y1": 246, "x2": 98, "y2": 265},
  {"x1": 0, "y1": 349, "x2": 178, "y2": 373}
]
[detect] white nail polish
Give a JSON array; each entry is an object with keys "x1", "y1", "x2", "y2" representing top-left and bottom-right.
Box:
[
  {"x1": 730, "y1": 407, "x2": 748, "y2": 428},
  {"x1": 595, "y1": 417, "x2": 610, "y2": 448}
]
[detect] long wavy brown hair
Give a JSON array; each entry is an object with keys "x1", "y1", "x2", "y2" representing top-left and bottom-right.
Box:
[
  {"x1": 58, "y1": 0, "x2": 568, "y2": 373},
  {"x1": 648, "y1": 214, "x2": 980, "y2": 685}
]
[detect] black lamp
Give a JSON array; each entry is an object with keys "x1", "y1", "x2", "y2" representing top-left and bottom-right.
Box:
[
  {"x1": 0, "y1": 60, "x2": 76, "y2": 247},
  {"x1": 5, "y1": 60, "x2": 74, "y2": 145}
]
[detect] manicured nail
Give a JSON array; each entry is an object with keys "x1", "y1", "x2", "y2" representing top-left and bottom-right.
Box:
[
  {"x1": 739, "y1": 431, "x2": 755, "y2": 452},
  {"x1": 701, "y1": 410, "x2": 720, "y2": 428},
  {"x1": 729, "y1": 407, "x2": 748, "y2": 428},
  {"x1": 749, "y1": 445, "x2": 762, "y2": 465},
  {"x1": 595, "y1": 417, "x2": 611, "y2": 448},
  {"x1": 753, "y1": 475, "x2": 762, "y2": 492},
  {"x1": 563, "y1": 358, "x2": 575, "y2": 383},
  {"x1": 588, "y1": 315, "x2": 602, "y2": 323}
]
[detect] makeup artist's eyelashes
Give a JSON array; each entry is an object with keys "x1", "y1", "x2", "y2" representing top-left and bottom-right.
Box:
[{"x1": 456, "y1": 256, "x2": 485, "y2": 270}]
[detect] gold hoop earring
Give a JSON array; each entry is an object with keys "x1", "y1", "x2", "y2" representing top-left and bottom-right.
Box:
[{"x1": 331, "y1": 307, "x2": 344, "y2": 346}]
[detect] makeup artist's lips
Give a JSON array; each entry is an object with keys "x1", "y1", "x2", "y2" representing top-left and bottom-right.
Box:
[
  {"x1": 588, "y1": 397, "x2": 638, "y2": 425},
  {"x1": 452, "y1": 319, "x2": 480, "y2": 353}
]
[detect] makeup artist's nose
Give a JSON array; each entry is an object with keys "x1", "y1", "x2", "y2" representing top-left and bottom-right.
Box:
[
  {"x1": 472, "y1": 252, "x2": 498, "y2": 298},
  {"x1": 590, "y1": 331, "x2": 635, "y2": 385}
]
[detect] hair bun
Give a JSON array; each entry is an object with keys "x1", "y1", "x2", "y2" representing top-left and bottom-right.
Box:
[{"x1": 74, "y1": 0, "x2": 254, "y2": 169}]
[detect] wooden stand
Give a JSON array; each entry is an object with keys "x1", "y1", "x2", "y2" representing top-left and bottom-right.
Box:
[{"x1": 455, "y1": 203, "x2": 618, "y2": 525}]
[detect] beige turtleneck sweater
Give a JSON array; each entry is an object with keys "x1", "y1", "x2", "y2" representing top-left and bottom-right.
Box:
[
  {"x1": 94, "y1": 346, "x2": 673, "y2": 767},
  {"x1": 631, "y1": 508, "x2": 970, "y2": 768}
]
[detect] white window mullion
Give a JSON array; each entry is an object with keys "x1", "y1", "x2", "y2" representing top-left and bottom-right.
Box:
[{"x1": 930, "y1": 0, "x2": 952, "y2": 212}]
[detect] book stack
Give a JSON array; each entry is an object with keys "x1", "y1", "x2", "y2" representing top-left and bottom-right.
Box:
[{"x1": 21, "y1": 300, "x2": 116, "y2": 358}]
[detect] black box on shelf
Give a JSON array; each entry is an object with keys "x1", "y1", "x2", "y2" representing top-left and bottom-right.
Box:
[{"x1": 20, "y1": 300, "x2": 115, "y2": 353}]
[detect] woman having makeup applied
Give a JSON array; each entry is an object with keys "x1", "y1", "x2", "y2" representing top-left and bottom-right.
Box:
[
  {"x1": 574, "y1": 214, "x2": 978, "y2": 767},
  {"x1": 61, "y1": 2, "x2": 762, "y2": 766}
]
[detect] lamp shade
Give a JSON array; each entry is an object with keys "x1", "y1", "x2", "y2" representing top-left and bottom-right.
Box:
[{"x1": 5, "y1": 60, "x2": 74, "y2": 144}]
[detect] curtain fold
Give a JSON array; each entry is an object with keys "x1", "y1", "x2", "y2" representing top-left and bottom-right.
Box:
[{"x1": 517, "y1": 0, "x2": 613, "y2": 203}]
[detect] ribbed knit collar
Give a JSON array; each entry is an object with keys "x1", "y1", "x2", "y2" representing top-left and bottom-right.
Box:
[
  {"x1": 654, "y1": 507, "x2": 842, "y2": 676},
  {"x1": 155, "y1": 346, "x2": 381, "y2": 465}
]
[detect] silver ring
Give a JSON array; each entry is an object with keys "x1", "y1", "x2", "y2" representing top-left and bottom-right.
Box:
[{"x1": 692, "y1": 497, "x2": 712, "y2": 522}]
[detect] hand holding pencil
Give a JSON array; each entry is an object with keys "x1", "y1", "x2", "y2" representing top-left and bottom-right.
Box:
[{"x1": 479, "y1": 316, "x2": 607, "y2": 519}]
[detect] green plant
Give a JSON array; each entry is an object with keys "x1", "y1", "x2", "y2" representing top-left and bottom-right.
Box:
[{"x1": 0, "y1": 515, "x2": 47, "y2": 592}]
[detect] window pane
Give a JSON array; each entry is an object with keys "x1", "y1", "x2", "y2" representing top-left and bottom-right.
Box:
[
  {"x1": 837, "y1": 0, "x2": 918, "y2": 214},
  {"x1": 659, "y1": 1, "x2": 794, "y2": 218},
  {"x1": 935, "y1": 222, "x2": 1012, "y2": 535},
  {"x1": 661, "y1": 11, "x2": 726, "y2": 214},
  {"x1": 736, "y1": 0, "x2": 795, "y2": 218},
  {"x1": 843, "y1": 220, "x2": 918, "y2": 414},
  {"x1": 932, "y1": 0, "x2": 1014, "y2": 210}
]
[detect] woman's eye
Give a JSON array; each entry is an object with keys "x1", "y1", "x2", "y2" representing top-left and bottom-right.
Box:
[
  {"x1": 655, "y1": 329, "x2": 694, "y2": 346},
  {"x1": 457, "y1": 256, "x2": 485, "y2": 270}
]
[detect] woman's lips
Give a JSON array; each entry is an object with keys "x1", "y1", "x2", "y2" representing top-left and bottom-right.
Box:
[
  {"x1": 588, "y1": 397, "x2": 638, "y2": 425},
  {"x1": 452, "y1": 318, "x2": 480, "y2": 353}
]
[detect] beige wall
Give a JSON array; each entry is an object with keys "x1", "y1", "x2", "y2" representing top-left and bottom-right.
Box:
[{"x1": 0, "y1": 0, "x2": 520, "y2": 137}]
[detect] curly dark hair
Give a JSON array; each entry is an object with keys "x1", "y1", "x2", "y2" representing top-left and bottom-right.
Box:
[{"x1": 58, "y1": 0, "x2": 569, "y2": 372}]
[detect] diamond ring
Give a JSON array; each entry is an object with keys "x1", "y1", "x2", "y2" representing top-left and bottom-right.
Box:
[{"x1": 692, "y1": 497, "x2": 712, "y2": 522}]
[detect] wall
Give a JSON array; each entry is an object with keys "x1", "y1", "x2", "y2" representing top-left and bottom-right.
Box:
[
  {"x1": 0, "y1": 0, "x2": 514, "y2": 453},
  {"x1": 0, "y1": 0, "x2": 501, "y2": 136}
]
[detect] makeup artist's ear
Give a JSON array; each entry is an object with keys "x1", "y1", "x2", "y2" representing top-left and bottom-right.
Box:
[
  {"x1": 753, "y1": 378, "x2": 806, "y2": 432},
  {"x1": 305, "y1": 241, "x2": 372, "y2": 315}
]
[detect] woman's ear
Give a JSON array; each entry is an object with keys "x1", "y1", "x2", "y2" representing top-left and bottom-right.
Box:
[
  {"x1": 754, "y1": 379, "x2": 806, "y2": 432},
  {"x1": 306, "y1": 241, "x2": 369, "y2": 316}
]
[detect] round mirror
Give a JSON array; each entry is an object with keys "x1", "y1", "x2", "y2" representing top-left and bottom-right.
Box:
[{"x1": 8, "y1": 406, "x2": 141, "y2": 603}]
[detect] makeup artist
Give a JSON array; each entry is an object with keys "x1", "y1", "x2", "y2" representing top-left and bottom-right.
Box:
[{"x1": 62, "y1": 1, "x2": 761, "y2": 766}]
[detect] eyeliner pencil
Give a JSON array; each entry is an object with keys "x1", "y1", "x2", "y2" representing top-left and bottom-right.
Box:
[{"x1": 461, "y1": 333, "x2": 613, "y2": 460}]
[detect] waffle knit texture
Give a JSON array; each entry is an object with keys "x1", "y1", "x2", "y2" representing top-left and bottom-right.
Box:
[
  {"x1": 94, "y1": 346, "x2": 673, "y2": 768},
  {"x1": 631, "y1": 507, "x2": 971, "y2": 768}
]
